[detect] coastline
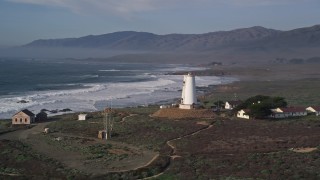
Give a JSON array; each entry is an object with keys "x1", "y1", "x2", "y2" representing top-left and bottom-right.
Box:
[
  {"x1": 8, "y1": 60, "x2": 320, "y2": 119},
  {"x1": 0, "y1": 67, "x2": 237, "y2": 119}
]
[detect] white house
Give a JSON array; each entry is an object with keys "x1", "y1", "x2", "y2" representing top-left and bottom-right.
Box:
[
  {"x1": 237, "y1": 109, "x2": 250, "y2": 119},
  {"x1": 306, "y1": 106, "x2": 320, "y2": 116},
  {"x1": 78, "y1": 114, "x2": 87, "y2": 121},
  {"x1": 225, "y1": 100, "x2": 242, "y2": 110},
  {"x1": 269, "y1": 107, "x2": 307, "y2": 119}
]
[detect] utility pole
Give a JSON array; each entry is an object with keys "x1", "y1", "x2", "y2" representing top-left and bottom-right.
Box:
[{"x1": 104, "y1": 107, "x2": 114, "y2": 140}]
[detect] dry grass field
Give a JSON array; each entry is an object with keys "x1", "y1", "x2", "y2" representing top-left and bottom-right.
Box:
[{"x1": 196, "y1": 63, "x2": 320, "y2": 108}]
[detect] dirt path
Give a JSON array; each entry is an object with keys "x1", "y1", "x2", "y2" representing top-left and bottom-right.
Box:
[
  {"x1": 168, "y1": 124, "x2": 213, "y2": 155},
  {"x1": 118, "y1": 114, "x2": 137, "y2": 123},
  {"x1": 135, "y1": 154, "x2": 160, "y2": 170},
  {"x1": 0, "y1": 115, "x2": 160, "y2": 176},
  {"x1": 49, "y1": 132, "x2": 159, "y2": 174},
  {"x1": 0, "y1": 121, "x2": 50, "y2": 140},
  {"x1": 1, "y1": 115, "x2": 215, "y2": 178},
  {"x1": 0, "y1": 121, "x2": 91, "y2": 173},
  {"x1": 166, "y1": 124, "x2": 214, "y2": 156},
  {"x1": 143, "y1": 123, "x2": 214, "y2": 179}
]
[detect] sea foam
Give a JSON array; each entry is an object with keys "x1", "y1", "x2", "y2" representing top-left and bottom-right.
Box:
[{"x1": 0, "y1": 72, "x2": 236, "y2": 119}]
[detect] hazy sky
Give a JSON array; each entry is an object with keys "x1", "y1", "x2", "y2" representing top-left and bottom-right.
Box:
[{"x1": 1, "y1": 0, "x2": 320, "y2": 46}]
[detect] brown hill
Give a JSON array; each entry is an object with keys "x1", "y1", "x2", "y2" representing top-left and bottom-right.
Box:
[
  {"x1": 24, "y1": 25, "x2": 320, "y2": 51},
  {"x1": 24, "y1": 27, "x2": 279, "y2": 51},
  {"x1": 5, "y1": 24, "x2": 319, "y2": 62}
]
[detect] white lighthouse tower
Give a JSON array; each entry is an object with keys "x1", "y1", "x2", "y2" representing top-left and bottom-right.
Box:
[{"x1": 179, "y1": 73, "x2": 197, "y2": 109}]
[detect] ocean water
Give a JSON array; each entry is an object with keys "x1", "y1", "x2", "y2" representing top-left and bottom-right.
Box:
[{"x1": 0, "y1": 58, "x2": 236, "y2": 119}]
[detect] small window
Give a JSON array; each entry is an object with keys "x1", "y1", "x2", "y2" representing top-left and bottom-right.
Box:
[
  {"x1": 15, "y1": 118, "x2": 17, "y2": 122},
  {"x1": 25, "y1": 118, "x2": 27, "y2": 122},
  {"x1": 20, "y1": 118, "x2": 22, "y2": 123}
]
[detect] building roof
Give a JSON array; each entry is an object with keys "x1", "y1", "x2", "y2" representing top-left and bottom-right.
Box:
[
  {"x1": 37, "y1": 111, "x2": 47, "y2": 115},
  {"x1": 13, "y1": 109, "x2": 35, "y2": 117},
  {"x1": 308, "y1": 106, "x2": 320, "y2": 111},
  {"x1": 239, "y1": 109, "x2": 250, "y2": 113},
  {"x1": 226, "y1": 100, "x2": 242, "y2": 106},
  {"x1": 22, "y1": 109, "x2": 35, "y2": 116},
  {"x1": 279, "y1": 107, "x2": 306, "y2": 113}
]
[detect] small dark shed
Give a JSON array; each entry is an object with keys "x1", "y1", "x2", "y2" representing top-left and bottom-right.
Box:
[{"x1": 36, "y1": 111, "x2": 48, "y2": 122}]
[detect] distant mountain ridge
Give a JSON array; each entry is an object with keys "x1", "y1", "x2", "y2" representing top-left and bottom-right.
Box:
[{"x1": 24, "y1": 25, "x2": 320, "y2": 52}]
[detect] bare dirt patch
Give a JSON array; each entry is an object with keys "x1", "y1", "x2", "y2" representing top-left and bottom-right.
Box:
[
  {"x1": 152, "y1": 108, "x2": 214, "y2": 119},
  {"x1": 196, "y1": 121, "x2": 210, "y2": 125},
  {"x1": 290, "y1": 147, "x2": 318, "y2": 153}
]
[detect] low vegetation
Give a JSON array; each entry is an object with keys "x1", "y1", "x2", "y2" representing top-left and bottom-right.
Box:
[
  {"x1": 35, "y1": 134, "x2": 137, "y2": 164},
  {"x1": 112, "y1": 113, "x2": 207, "y2": 150},
  {"x1": 234, "y1": 95, "x2": 287, "y2": 118},
  {"x1": 0, "y1": 139, "x2": 87, "y2": 179},
  {"x1": 167, "y1": 118, "x2": 320, "y2": 179}
]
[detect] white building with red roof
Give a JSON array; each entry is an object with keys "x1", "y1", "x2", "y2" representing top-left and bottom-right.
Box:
[
  {"x1": 306, "y1": 106, "x2": 320, "y2": 116},
  {"x1": 270, "y1": 107, "x2": 307, "y2": 119}
]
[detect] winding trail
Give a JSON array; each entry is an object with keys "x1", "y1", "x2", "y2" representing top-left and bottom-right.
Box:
[
  {"x1": 0, "y1": 121, "x2": 51, "y2": 140},
  {"x1": 143, "y1": 122, "x2": 214, "y2": 179},
  {"x1": 1, "y1": 113, "x2": 215, "y2": 178},
  {"x1": 0, "y1": 114, "x2": 157, "y2": 175},
  {"x1": 168, "y1": 124, "x2": 214, "y2": 155},
  {"x1": 118, "y1": 114, "x2": 137, "y2": 123},
  {"x1": 115, "y1": 113, "x2": 162, "y2": 171}
]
